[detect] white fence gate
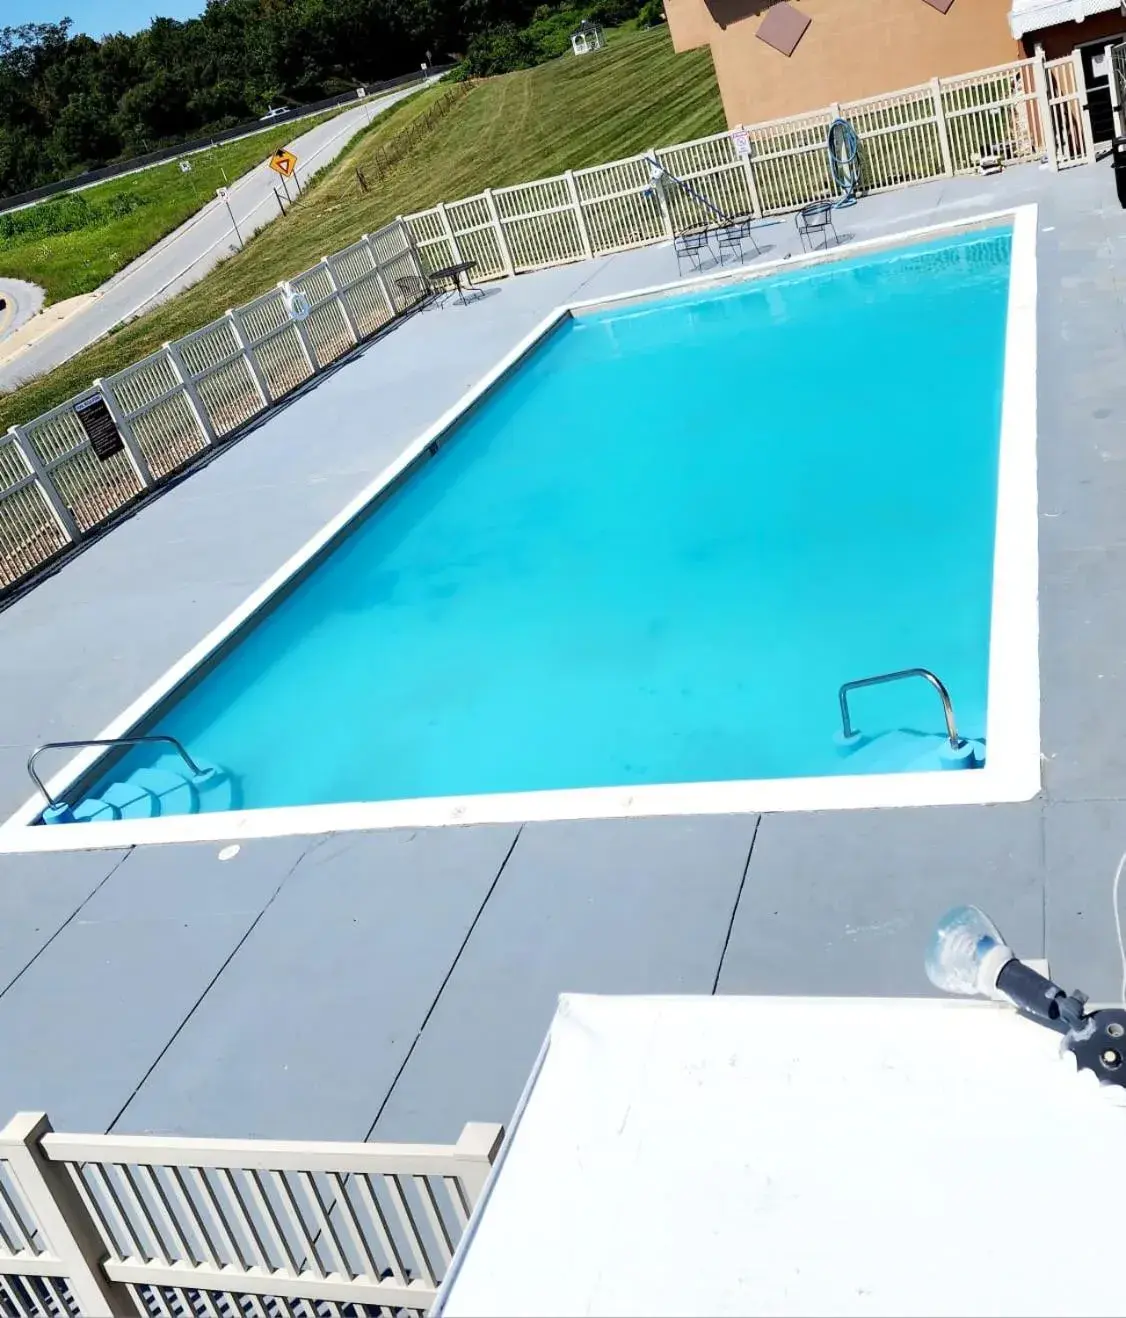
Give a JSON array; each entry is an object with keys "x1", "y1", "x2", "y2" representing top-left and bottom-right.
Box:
[{"x1": 0, "y1": 1111, "x2": 503, "y2": 1318}]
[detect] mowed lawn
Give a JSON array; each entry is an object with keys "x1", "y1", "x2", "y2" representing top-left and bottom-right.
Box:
[
  {"x1": 0, "y1": 104, "x2": 353, "y2": 305},
  {"x1": 0, "y1": 26, "x2": 722, "y2": 432}
]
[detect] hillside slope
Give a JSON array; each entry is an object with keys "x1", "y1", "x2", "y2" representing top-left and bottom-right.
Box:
[{"x1": 0, "y1": 27, "x2": 722, "y2": 431}]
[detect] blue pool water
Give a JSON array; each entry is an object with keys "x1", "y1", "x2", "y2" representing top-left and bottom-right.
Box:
[{"x1": 70, "y1": 228, "x2": 1012, "y2": 820}]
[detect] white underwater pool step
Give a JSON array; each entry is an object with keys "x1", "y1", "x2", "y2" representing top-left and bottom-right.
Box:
[
  {"x1": 45, "y1": 763, "x2": 234, "y2": 824},
  {"x1": 836, "y1": 729, "x2": 984, "y2": 774}
]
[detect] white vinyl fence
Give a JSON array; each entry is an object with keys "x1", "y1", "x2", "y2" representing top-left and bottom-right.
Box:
[
  {"x1": 0, "y1": 1111, "x2": 503, "y2": 1318},
  {"x1": 0, "y1": 219, "x2": 426, "y2": 599},
  {"x1": 0, "y1": 48, "x2": 1094, "y2": 602}
]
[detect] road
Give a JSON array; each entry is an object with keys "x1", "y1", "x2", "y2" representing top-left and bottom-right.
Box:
[
  {"x1": 0, "y1": 79, "x2": 436, "y2": 392},
  {"x1": 0, "y1": 279, "x2": 44, "y2": 345}
]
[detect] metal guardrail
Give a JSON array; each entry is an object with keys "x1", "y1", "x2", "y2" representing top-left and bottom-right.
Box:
[
  {"x1": 838, "y1": 667, "x2": 962, "y2": 749},
  {"x1": 26, "y1": 735, "x2": 210, "y2": 806}
]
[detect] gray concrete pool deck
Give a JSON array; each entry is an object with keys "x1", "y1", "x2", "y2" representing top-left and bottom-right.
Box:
[{"x1": 0, "y1": 161, "x2": 1122, "y2": 1143}]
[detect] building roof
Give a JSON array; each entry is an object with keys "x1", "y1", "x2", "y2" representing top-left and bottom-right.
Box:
[
  {"x1": 1009, "y1": 0, "x2": 1122, "y2": 38},
  {"x1": 438, "y1": 995, "x2": 1126, "y2": 1317}
]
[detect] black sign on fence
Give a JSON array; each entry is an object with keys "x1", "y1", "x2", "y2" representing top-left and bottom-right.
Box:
[{"x1": 74, "y1": 394, "x2": 125, "y2": 462}]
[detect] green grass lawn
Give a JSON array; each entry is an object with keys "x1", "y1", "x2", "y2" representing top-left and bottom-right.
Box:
[
  {"x1": 0, "y1": 27, "x2": 722, "y2": 432},
  {"x1": 0, "y1": 104, "x2": 353, "y2": 306}
]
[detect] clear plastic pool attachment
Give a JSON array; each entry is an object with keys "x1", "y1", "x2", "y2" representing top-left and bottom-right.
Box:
[{"x1": 925, "y1": 904, "x2": 1014, "y2": 998}]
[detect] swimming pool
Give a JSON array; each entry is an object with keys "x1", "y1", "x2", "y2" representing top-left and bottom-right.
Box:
[{"x1": 4, "y1": 209, "x2": 1040, "y2": 848}]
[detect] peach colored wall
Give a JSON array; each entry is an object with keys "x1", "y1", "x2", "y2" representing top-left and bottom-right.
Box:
[{"x1": 664, "y1": 0, "x2": 1019, "y2": 127}]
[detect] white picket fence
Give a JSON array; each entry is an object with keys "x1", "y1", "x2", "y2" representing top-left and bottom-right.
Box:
[
  {"x1": 0, "y1": 48, "x2": 1092, "y2": 602},
  {"x1": 0, "y1": 1111, "x2": 503, "y2": 1317}
]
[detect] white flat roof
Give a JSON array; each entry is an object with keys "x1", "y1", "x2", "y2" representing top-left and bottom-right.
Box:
[
  {"x1": 439, "y1": 993, "x2": 1126, "y2": 1317},
  {"x1": 1010, "y1": 0, "x2": 1122, "y2": 38}
]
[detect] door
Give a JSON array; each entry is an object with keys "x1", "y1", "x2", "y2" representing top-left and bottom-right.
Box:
[
  {"x1": 1113, "y1": 40, "x2": 1126, "y2": 134},
  {"x1": 1081, "y1": 41, "x2": 1119, "y2": 143}
]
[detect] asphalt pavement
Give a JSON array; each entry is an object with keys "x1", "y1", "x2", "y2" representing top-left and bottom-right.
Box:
[
  {"x1": 0, "y1": 80, "x2": 436, "y2": 392},
  {"x1": 0, "y1": 278, "x2": 45, "y2": 344}
]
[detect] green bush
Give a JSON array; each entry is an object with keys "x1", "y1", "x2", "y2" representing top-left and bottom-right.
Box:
[
  {"x1": 449, "y1": 1, "x2": 662, "y2": 80},
  {"x1": 0, "y1": 188, "x2": 150, "y2": 245},
  {"x1": 455, "y1": 22, "x2": 541, "y2": 78}
]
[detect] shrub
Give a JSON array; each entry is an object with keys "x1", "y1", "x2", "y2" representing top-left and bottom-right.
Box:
[{"x1": 0, "y1": 189, "x2": 149, "y2": 245}]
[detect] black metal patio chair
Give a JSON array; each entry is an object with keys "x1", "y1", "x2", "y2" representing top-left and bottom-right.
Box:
[
  {"x1": 795, "y1": 201, "x2": 839, "y2": 253},
  {"x1": 715, "y1": 215, "x2": 762, "y2": 265},
  {"x1": 394, "y1": 274, "x2": 437, "y2": 311},
  {"x1": 674, "y1": 226, "x2": 713, "y2": 275}
]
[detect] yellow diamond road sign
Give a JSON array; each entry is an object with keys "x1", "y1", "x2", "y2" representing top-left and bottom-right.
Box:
[{"x1": 269, "y1": 148, "x2": 298, "y2": 178}]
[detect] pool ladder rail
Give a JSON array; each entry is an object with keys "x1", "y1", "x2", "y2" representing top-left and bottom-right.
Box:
[
  {"x1": 835, "y1": 668, "x2": 981, "y2": 770},
  {"x1": 29, "y1": 735, "x2": 234, "y2": 824}
]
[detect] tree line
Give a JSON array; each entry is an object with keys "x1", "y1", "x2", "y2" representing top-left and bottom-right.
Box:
[{"x1": 0, "y1": 0, "x2": 541, "y2": 198}]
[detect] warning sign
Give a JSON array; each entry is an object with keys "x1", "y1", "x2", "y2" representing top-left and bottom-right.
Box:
[
  {"x1": 732, "y1": 127, "x2": 751, "y2": 158},
  {"x1": 269, "y1": 148, "x2": 298, "y2": 178},
  {"x1": 74, "y1": 394, "x2": 124, "y2": 463}
]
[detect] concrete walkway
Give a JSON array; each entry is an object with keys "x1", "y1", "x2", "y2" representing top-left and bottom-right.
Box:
[
  {"x1": 0, "y1": 161, "x2": 1122, "y2": 1144},
  {"x1": 0, "y1": 80, "x2": 435, "y2": 389}
]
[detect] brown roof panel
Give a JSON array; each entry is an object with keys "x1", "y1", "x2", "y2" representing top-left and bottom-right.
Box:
[
  {"x1": 921, "y1": 0, "x2": 956, "y2": 11},
  {"x1": 755, "y1": 2, "x2": 812, "y2": 56}
]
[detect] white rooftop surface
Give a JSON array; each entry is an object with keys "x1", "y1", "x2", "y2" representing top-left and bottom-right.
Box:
[{"x1": 439, "y1": 994, "x2": 1125, "y2": 1317}]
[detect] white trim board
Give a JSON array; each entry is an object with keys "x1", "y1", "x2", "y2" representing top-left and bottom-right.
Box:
[{"x1": 0, "y1": 206, "x2": 1041, "y2": 854}]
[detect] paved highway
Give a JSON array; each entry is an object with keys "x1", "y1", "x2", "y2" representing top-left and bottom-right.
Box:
[{"x1": 0, "y1": 80, "x2": 435, "y2": 392}]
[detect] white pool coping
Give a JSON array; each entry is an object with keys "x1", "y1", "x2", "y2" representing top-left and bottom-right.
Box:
[{"x1": 0, "y1": 205, "x2": 1040, "y2": 853}]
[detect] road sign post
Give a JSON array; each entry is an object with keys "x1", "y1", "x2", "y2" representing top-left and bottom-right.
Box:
[
  {"x1": 269, "y1": 148, "x2": 298, "y2": 179},
  {"x1": 216, "y1": 186, "x2": 244, "y2": 249}
]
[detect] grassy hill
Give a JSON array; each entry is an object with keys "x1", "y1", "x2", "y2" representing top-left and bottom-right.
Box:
[
  {"x1": 0, "y1": 26, "x2": 722, "y2": 432},
  {"x1": 0, "y1": 105, "x2": 353, "y2": 305}
]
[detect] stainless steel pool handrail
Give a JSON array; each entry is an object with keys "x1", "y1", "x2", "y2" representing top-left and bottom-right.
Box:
[
  {"x1": 838, "y1": 668, "x2": 962, "y2": 749},
  {"x1": 27, "y1": 735, "x2": 209, "y2": 806}
]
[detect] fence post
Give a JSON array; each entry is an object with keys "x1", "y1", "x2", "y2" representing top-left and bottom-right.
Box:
[
  {"x1": 483, "y1": 188, "x2": 516, "y2": 277},
  {"x1": 162, "y1": 340, "x2": 216, "y2": 446},
  {"x1": 225, "y1": 308, "x2": 272, "y2": 409},
  {"x1": 930, "y1": 78, "x2": 955, "y2": 176},
  {"x1": 732, "y1": 129, "x2": 763, "y2": 220},
  {"x1": 8, "y1": 425, "x2": 80, "y2": 545},
  {"x1": 92, "y1": 380, "x2": 155, "y2": 490},
  {"x1": 1072, "y1": 48, "x2": 1097, "y2": 162},
  {"x1": 436, "y1": 201, "x2": 465, "y2": 264},
  {"x1": 278, "y1": 281, "x2": 318, "y2": 374},
  {"x1": 1031, "y1": 49, "x2": 1058, "y2": 171},
  {"x1": 648, "y1": 148, "x2": 675, "y2": 240},
  {"x1": 0, "y1": 1112, "x2": 142, "y2": 1317},
  {"x1": 452, "y1": 1123, "x2": 505, "y2": 1207},
  {"x1": 321, "y1": 256, "x2": 360, "y2": 343},
  {"x1": 564, "y1": 170, "x2": 594, "y2": 258}
]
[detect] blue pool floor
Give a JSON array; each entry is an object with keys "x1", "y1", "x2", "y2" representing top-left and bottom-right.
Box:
[
  {"x1": 0, "y1": 163, "x2": 1123, "y2": 1144},
  {"x1": 72, "y1": 230, "x2": 1010, "y2": 820}
]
